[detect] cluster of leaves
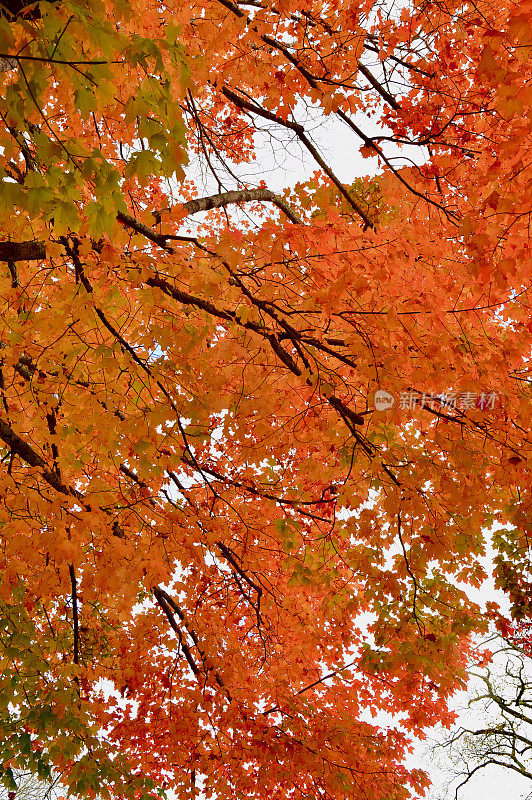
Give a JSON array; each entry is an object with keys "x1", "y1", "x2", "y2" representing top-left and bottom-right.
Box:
[
  {"x1": 0, "y1": 0, "x2": 188, "y2": 236},
  {"x1": 0, "y1": 589, "x2": 158, "y2": 799}
]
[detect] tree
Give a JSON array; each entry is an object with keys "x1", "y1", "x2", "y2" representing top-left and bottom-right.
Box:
[
  {"x1": 431, "y1": 631, "x2": 532, "y2": 799},
  {"x1": 0, "y1": 769, "x2": 65, "y2": 800},
  {"x1": 0, "y1": 0, "x2": 531, "y2": 798}
]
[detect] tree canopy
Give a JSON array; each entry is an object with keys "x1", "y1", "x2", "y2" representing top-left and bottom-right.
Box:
[{"x1": 0, "y1": 0, "x2": 531, "y2": 798}]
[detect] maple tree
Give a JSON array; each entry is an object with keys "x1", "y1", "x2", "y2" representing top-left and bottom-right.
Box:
[{"x1": 0, "y1": 0, "x2": 532, "y2": 798}]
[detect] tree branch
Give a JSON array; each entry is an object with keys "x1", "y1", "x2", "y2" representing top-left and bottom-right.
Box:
[
  {"x1": 222, "y1": 85, "x2": 375, "y2": 229},
  {"x1": 69, "y1": 564, "x2": 80, "y2": 666},
  {"x1": 0, "y1": 417, "x2": 83, "y2": 499},
  {"x1": 153, "y1": 587, "x2": 200, "y2": 678},
  {"x1": 183, "y1": 188, "x2": 302, "y2": 224},
  {"x1": 0, "y1": 240, "x2": 46, "y2": 261}
]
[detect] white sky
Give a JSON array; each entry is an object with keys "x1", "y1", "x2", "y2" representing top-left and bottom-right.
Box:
[{"x1": 184, "y1": 100, "x2": 425, "y2": 201}]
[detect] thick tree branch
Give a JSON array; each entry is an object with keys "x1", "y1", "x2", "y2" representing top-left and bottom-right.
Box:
[
  {"x1": 117, "y1": 211, "x2": 177, "y2": 253},
  {"x1": 154, "y1": 586, "x2": 228, "y2": 694},
  {"x1": 0, "y1": 394, "x2": 126, "y2": 536},
  {"x1": 336, "y1": 110, "x2": 452, "y2": 216},
  {"x1": 69, "y1": 564, "x2": 80, "y2": 666},
  {"x1": 183, "y1": 188, "x2": 302, "y2": 224},
  {"x1": 0, "y1": 417, "x2": 83, "y2": 499},
  {"x1": 356, "y1": 61, "x2": 400, "y2": 111},
  {"x1": 0, "y1": 240, "x2": 46, "y2": 261},
  {"x1": 215, "y1": 0, "x2": 401, "y2": 111},
  {"x1": 153, "y1": 587, "x2": 200, "y2": 677}
]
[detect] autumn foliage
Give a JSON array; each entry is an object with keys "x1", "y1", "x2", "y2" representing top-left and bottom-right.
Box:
[{"x1": 0, "y1": 0, "x2": 531, "y2": 797}]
